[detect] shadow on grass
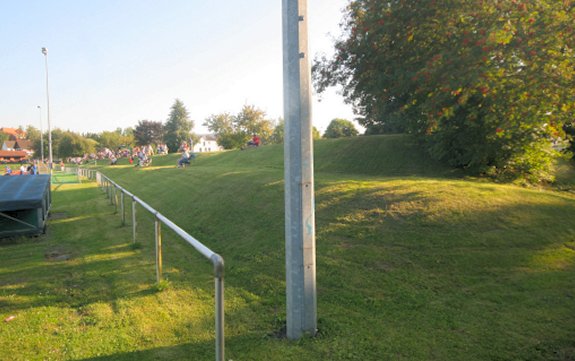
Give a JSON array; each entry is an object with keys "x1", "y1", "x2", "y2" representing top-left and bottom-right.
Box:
[
  {"x1": 75, "y1": 333, "x2": 262, "y2": 361},
  {"x1": 0, "y1": 184, "x2": 213, "y2": 314},
  {"x1": 0, "y1": 254, "x2": 159, "y2": 312},
  {"x1": 4, "y1": 162, "x2": 575, "y2": 360},
  {"x1": 309, "y1": 178, "x2": 575, "y2": 359},
  {"x1": 75, "y1": 342, "x2": 212, "y2": 361}
]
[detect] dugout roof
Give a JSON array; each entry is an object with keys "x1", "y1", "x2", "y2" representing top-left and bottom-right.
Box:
[{"x1": 0, "y1": 175, "x2": 51, "y2": 212}]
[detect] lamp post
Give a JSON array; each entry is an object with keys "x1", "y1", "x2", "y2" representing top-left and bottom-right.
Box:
[
  {"x1": 37, "y1": 105, "x2": 44, "y2": 163},
  {"x1": 41, "y1": 47, "x2": 53, "y2": 174}
]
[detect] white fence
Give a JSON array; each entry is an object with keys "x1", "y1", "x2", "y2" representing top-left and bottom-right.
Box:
[{"x1": 73, "y1": 167, "x2": 225, "y2": 361}]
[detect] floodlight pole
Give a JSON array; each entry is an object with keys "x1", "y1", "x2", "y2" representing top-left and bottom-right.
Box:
[
  {"x1": 37, "y1": 105, "x2": 44, "y2": 163},
  {"x1": 41, "y1": 47, "x2": 53, "y2": 175},
  {"x1": 282, "y1": 0, "x2": 317, "y2": 340}
]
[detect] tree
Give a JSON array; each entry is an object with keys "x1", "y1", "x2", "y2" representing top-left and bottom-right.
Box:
[
  {"x1": 164, "y1": 99, "x2": 193, "y2": 152},
  {"x1": 312, "y1": 126, "x2": 321, "y2": 140},
  {"x1": 133, "y1": 120, "x2": 164, "y2": 146},
  {"x1": 24, "y1": 126, "x2": 43, "y2": 160},
  {"x1": 122, "y1": 127, "x2": 134, "y2": 138},
  {"x1": 234, "y1": 105, "x2": 274, "y2": 145},
  {"x1": 58, "y1": 131, "x2": 96, "y2": 158},
  {"x1": 564, "y1": 121, "x2": 575, "y2": 159},
  {"x1": 97, "y1": 130, "x2": 134, "y2": 150},
  {"x1": 48, "y1": 129, "x2": 65, "y2": 159},
  {"x1": 24, "y1": 126, "x2": 41, "y2": 157},
  {"x1": 270, "y1": 119, "x2": 320, "y2": 144},
  {"x1": 32, "y1": 129, "x2": 52, "y2": 161},
  {"x1": 203, "y1": 113, "x2": 239, "y2": 149},
  {"x1": 323, "y1": 118, "x2": 359, "y2": 138},
  {"x1": 314, "y1": 0, "x2": 575, "y2": 182},
  {"x1": 270, "y1": 119, "x2": 285, "y2": 144},
  {"x1": 203, "y1": 105, "x2": 274, "y2": 149},
  {"x1": 25, "y1": 126, "x2": 41, "y2": 143}
]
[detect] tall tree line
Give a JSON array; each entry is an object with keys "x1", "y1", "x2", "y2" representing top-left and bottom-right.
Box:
[{"x1": 24, "y1": 99, "x2": 195, "y2": 158}]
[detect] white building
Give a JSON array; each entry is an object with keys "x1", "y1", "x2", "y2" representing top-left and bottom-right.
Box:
[{"x1": 192, "y1": 134, "x2": 223, "y2": 153}]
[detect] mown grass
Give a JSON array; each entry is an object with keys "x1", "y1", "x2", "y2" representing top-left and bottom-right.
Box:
[
  {"x1": 1, "y1": 134, "x2": 575, "y2": 360},
  {"x1": 51, "y1": 172, "x2": 81, "y2": 184}
]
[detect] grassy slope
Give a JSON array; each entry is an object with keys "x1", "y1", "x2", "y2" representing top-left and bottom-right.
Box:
[{"x1": 1, "y1": 134, "x2": 575, "y2": 360}]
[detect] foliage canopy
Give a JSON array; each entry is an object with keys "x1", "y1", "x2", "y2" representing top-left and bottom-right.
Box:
[
  {"x1": 58, "y1": 131, "x2": 97, "y2": 158},
  {"x1": 203, "y1": 105, "x2": 274, "y2": 149},
  {"x1": 133, "y1": 120, "x2": 164, "y2": 147},
  {"x1": 95, "y1": 129, "x2": 135, "y2": 150},
  {"x1": 268, "y1": 119, "x2": 321, "y2": 144},
  {"x1": 323, "y1": 118, "x2": 359, "y2": 138},
  {"x1": 164, "y1": 99, "x2": 193, "y2": 152},
  {"x1": 314, "y1": 0, "x2": 575, "y2": 181}
]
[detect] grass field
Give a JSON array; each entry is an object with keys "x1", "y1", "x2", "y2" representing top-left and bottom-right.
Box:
[
  {"x1": 51, "y1": 171, "x2": 81, "y2": 184},
  {"x1": 1, "y1": 135, "x2": 575, "y2": 360}
]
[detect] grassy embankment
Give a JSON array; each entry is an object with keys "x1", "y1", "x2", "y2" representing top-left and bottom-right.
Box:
[{"x1": 1, "y1": 134, "x2": 575, "y2": 360}]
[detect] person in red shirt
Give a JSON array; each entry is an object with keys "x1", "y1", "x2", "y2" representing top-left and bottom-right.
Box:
[{"x1": 248, "y1": 134, "x2": 261, "y2": 147}]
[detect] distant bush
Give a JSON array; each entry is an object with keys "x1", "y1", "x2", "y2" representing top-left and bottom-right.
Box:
[{"x1": 323, "y1": 118, "x2": 359, "y2": 139}]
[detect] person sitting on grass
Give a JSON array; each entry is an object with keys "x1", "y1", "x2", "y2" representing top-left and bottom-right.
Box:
[
  {"x1": 177, "y1": 149, "x2": 196, "y2": 168},
  {"x1": 247, "y1": 134, "x2": 261, "y2": 147},
  {"x1": 3, "y1": 166, "x2": 12, "y2": 176},
  {"x1": 135, "y1": 150, "x2": 151, "y2": 167}
]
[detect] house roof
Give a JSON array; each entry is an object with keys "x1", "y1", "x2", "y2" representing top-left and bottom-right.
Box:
[
  {"x1": 0, "y1": 150, "x2": 28, "y2": 158},
  {"x1": 15, "y1": 139, "x2": 33, "y2": 150},
  {"x1": 0, "y1": 128, "x2": 26, "y2": 139},
  {"x1": 198, "y1": 134, "x2": 218, "y2": 141}
]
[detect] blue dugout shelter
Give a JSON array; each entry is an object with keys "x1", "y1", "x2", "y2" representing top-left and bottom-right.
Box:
[{"x1": 0, "y1": 175, "x2": 51, "y2": 237}]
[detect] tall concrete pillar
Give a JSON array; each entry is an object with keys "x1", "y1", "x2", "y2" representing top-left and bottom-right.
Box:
[{"x1": 282, "y1": 0, "x2": 317, "y2": 340}]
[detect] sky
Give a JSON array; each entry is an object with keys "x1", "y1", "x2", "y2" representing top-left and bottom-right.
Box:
[{"x1": 0, "y1": 0, "x2": 357, "y2": 135}]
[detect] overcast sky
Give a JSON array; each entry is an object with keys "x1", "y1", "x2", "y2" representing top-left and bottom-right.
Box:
[{"x1": 0, "y1": 0, "x2": 356, "y2": 135}]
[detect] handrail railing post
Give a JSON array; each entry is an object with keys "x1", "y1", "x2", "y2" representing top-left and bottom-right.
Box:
[
  {"x1": 155, "y1": 215, "x2": 162, "y2": 283},
  {"x1": 132, "y1": 197, "x2": 137, "y2": 244},
  {"x1": 113, "y1": 186, "x2": 119, "y2": 213},
  {"x1": 121, "y1": 191, "x2": 125, "y2": 225},
  {"x1": 212, "y1": 254, "x2": 225, "y2": 361}
]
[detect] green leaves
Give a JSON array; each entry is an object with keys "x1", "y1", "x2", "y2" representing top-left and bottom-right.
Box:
[
  {"x1": 133, "y1": 120, "x2": 164, "y2": 147},
  {"x1": 314, "y1": 0, "x2": 575, "y2": 182},
  {"x1": 203, "y1": 105, "x2": 274, "y2": 149},
  {"x1": 164, "y1": 99, "x2": 193, "y2": 153},
  {"x1": 323, "y1": 118, "x2": 359, "y2": 139}
]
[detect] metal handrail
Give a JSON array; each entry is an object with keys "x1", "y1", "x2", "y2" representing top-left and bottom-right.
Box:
[{"x1": 74, "y1": 167, "x2": 224, "y2": 361}]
